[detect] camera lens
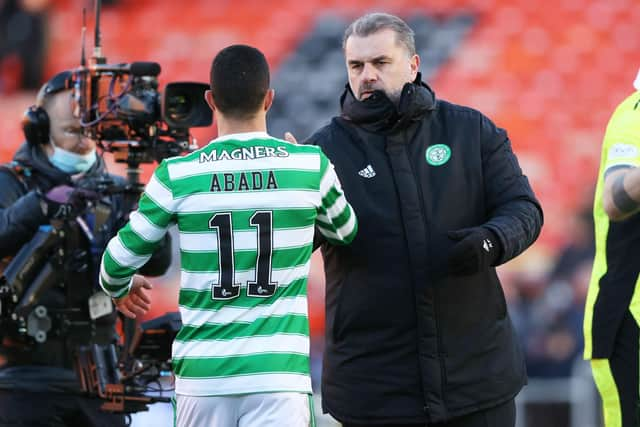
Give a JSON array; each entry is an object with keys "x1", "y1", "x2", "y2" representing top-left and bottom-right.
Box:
[{"x1": 166, "y1": 95, "x2": 191, "y2": 121}]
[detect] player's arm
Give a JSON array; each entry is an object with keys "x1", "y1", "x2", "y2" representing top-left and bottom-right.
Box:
[
  {"x1": 315, "y1": 152, "x2": 358, "y2": 245},
  {"x1": 100, "y1": 160, "x2": 176, "y2": 314},
  {"x1": 603, "y1": 167, "x2": 640, "y2": 221},
  {"x1": 600, "y1": 94, "x2": 640, "y2": 221}
]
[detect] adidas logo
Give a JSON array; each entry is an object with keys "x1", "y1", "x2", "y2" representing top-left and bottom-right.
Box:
[
  {"x1": 482, "y1": 238, "x2": 493, "y2": 252},
  {"x1": 358, "y1": 164, "x2": 376, "y2": 178}
]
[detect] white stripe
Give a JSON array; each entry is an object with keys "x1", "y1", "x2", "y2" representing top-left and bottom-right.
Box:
[
  {"x1": 319, "y1": 167, "x2": 335, "y2": 197},
  {"x1": 129, "y1": 211, "x2": 166, "y2": 242},
  {"x1": 319, "y1": 209, "x2": 356, "y2": 242},
  {"x1": 174, "y1": 373, "x2": 311, "y2": 396},
  {"x1": 319, "y1": 165, "x2": 342, "y2": 198},
  {"x1": 316, "y1": 212, "x2": 331, "y2": 225},
  {"x1": 176, "y1": 190, "x2": 319, "y2": 212},
  {"x1": 173, "y1": 334, "x2": 309, "y2": 359},
  {"x1": 167, "y1": 153, "x2": 320, "y2": 180},
  {"x1": 99, "y1": 259, "x2": 133, "y2": 296},
  {"x1": 144, "y1": 174, "x2": 175, "y2": 212},
  {"x1": 99, "y1": 259, "x2": 131, "y2": 286},
  {"x1": 180, "y1": 262, "x2": 311, "y2": 292},
  {"x1": 179, "y1": 226, "x2": 315, "y2": 252},
  {"x1": 108, "y1": 235, "x2": 152, "y2": 269},
  {"x1": 324, "y1": 194, "x2": 348, "y2": 220},
  {"x1": 180, "y1": 295, "x2": 309, "y2": 327}
]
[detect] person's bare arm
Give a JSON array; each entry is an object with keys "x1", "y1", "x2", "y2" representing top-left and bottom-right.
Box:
[{"x1": 603, "y1": 167, "x2": 640, "y2": 221}]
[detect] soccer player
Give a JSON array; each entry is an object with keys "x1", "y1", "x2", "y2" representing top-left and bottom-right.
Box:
[{"x1": 99, "y1": 45, "x2": 357, "y2": 427}]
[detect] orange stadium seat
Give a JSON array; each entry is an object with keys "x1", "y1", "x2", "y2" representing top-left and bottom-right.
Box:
[{"x1": 2, "y1": 0, "x2": 640, "y2": 319}]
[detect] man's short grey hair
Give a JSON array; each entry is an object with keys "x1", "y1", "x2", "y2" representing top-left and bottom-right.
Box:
[{"x1": 342, "y1": 13, "x2": 416, "y2": 56}]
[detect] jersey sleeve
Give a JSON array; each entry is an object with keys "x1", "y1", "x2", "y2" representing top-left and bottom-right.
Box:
[
  {"x1": 315, "y1": 151, "x2": 358, "y2": 245},
  {"x1": 100, "y1": 160, "x2": 177, "y2": 298},
  {"x1": 602, "y1": 93, "x2": 640, "y2": 174}
]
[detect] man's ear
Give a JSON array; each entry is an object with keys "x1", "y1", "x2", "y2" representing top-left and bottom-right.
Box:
[
  {"x1": 205, "y1": 90, "x2": 216, "y2": 112},
  {"x1": 264, "y1": 89, "x2": 275, "y2": 112},
  {"x1": 410, "y1": 54, "x2": 420, "y2": 80}
]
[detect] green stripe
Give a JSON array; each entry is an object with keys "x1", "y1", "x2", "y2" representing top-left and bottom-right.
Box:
[
  {"x1": 318, "y1": 151, "x2": 329, "y2": 178},
  {"x1": 138, "y1": 192, "x2": 174, "y2": 228},
  {"x1": 343, "y1": 219, "x2": 358, "y2": 243},
  {"x1": 180, "y1": 245, "x2": 312, "y2": 272},
  {"x1": 100, "y1": 276, "x2": 129, "y2": 292},
  {"x1": 321, "y1": 186, "x2": 341, "y2": 211},
  {"x1": 173, "y1": 353, "x2": 310, "y2": 378},
  {"x1": 179, "y1": 277, "x2": 307, "y2": 310},
  {"x1": 172, "y1": 170, "x2": 320, "y2": 198},
  {"x1": 177, "y1": 208, "x2": 317, "y2": 232},
  {"x1": 118, "y1": 224, "x2": 161, "y2": 256},
  {"x1": 175, "y1": 314, "x2": 309, "y2": 342},
  {"x1": 318, "y1": 219, "x2": 357, "y2": 246},
  {"x1": 316, "y1": 205, "x2": 353, "y2": 233},
  {"x1": 103, "y1": 250, "x2": 137, "y2": 278},
  {"x1": 329, "y1": 204, "x2": 353, "y2": 230},
  {"x1": 154, "y1": 160, "x2": 173, "y2": 190}
]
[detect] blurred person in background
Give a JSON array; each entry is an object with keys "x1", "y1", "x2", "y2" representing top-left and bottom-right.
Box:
[
  {"x1": 583, "y1": 68, "x2": 640, "y2": 427},
  {"x1": 0, "y1": 0, "x2": 48, "y2": 93},
  {"x1": 521, "y1": 203, "x2": 593, "y2": 379},
  {"x1": 0, "y1": 70, "x2": 171, "y2": 426},
  {"x1": 290, "y1": 12, "x2": 543, "y2": 427}
]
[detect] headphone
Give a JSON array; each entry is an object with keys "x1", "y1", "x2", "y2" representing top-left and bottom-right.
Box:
[{"x1": 22, "y1": 71, "x2": 74, "y2": 147}]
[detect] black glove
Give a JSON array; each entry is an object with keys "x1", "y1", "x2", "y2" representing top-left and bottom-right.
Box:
[
  {"x1": 446, "y1": 227, "x2": 501, "y2": 276},
  {"x1": 39, "y1": 185, "x2": 97, "y2": 220}
]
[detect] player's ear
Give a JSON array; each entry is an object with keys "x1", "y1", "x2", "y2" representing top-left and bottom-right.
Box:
[
  {"x1": 205, "y1": 90, "x2": 216, "y2": 112},
  {"x1": 263, "y1": 89, "x2": 275, "y2": 112}
]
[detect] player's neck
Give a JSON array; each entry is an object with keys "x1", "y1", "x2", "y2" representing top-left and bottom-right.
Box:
[{"x1": 216, "y1": 115, "x2": 267, "y2": 138}]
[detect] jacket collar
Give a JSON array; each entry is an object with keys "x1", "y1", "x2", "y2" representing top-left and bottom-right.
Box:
[
  {"x1": 339, "y1": 73, "x2": 436, "y2": 135},
  {"x1": 12, "y1": 142, "x2": 105, "y2": 187}
]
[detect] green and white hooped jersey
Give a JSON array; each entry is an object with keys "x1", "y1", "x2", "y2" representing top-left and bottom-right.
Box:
[{"x1": 99, "y1": 131, "x2": 357, "y2": 396}]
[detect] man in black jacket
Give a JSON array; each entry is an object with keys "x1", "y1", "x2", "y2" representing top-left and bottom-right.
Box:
[
  {"x1": 302, "y1": 13, "x2": 543, "y2": 427},
  {"x1": 0, "y1": 71, "x2": 171, "y2": 426}
]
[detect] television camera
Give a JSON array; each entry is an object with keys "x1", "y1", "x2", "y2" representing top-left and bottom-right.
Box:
[{"x1": 0, "y1": 0, "x2": 211, "y2": 414}]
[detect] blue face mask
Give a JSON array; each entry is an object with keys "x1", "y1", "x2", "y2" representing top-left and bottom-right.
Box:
[{"x1": 49, "y1": 145, "x2": 97, "y2": 174}]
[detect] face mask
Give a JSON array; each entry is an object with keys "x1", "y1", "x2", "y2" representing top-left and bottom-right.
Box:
[{"x1": 49, "y1": 145, "x2": 97, "y2": 174}]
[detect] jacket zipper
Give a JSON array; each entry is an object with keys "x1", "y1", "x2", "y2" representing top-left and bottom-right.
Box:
[{"x1": 404, "y1": 126, "x2": 448, "y2": 412}]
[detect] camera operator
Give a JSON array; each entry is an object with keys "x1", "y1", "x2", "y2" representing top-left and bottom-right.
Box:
[{"x1": 0, "y1": 70, "x2": 172, "y2": 427}]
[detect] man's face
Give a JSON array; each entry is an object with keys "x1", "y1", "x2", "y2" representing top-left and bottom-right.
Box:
[
  {"x1": 45, "y1": 90, "x2": 95, "y2": 155},
  {"x1": 344, "y1": 29, "x2": 419, "y2": 102}
]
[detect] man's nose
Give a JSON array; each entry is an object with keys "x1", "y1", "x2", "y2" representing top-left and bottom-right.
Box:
[{"x1": 362, "y1": 63, "x2": 378, "y2": 81}]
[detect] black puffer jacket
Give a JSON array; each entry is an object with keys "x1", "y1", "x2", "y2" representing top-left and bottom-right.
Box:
[
  {"x1": 0, "y1": 143, "x2": 171, "y2": 374},
  {"x1": 306, "y1": 77, "x2": 543, "y2": 424}
]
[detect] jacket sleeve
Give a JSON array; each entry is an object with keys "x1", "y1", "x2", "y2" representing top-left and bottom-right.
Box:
[
  {"x1": 479, "y1": 115, "x2": 544, "y2": 265},
  {"x1": 100, "y1": 161, "x2": 177, "y2": 298},
  {"x1": 107, "y1": 174, "x2": 173, "y2": 278},
  {"x1": 315, "y1": 151, "x2": 358, "y2": 245},
  {"x1": 305, "y1": 127, "x2": 334, "y2": 250},
  {"x1": 0, "y1": 169, "x2": 48, "y2": 258}
]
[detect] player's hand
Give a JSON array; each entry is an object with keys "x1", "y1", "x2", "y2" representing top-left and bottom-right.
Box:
[
  {"x1": 113, "y1": 275, "x2": 153, "y2": 319},
  {"x1": 446, "y1": 227, "x2": 501, "y2": 276},
  {"x1": 284, "y1": 132, "x2": 298, "y2": 144}
]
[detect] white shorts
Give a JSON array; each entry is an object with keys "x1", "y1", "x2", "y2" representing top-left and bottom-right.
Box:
[{"x1": 174, "y1": 392, "x2": 313, "y2": 427}]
